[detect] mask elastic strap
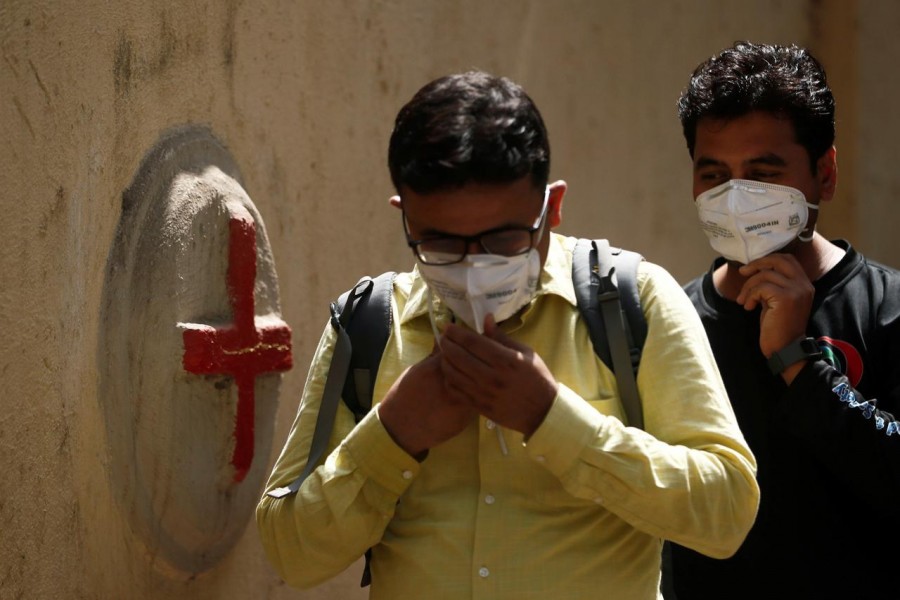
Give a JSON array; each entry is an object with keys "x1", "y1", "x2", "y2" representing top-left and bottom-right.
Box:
[
  {"x1": 534, "y1": 185, "x2": 551, "y2": 244},
  {"x1": 426, "y1": 287, "x2": 442, "y2": 349},
  {"x1": 798, "y1": 203, "x2": 819, "y2": 242}
]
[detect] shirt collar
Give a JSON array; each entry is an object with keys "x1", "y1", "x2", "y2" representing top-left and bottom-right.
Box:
[{"x1": 399, "y1": 233, "x2": 578, "y2": 326}]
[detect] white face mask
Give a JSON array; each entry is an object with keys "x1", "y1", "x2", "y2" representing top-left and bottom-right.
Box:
[
  {"x1": 695, "y1": 178, "x2": 819, "y2": 264},
  {"x1": 417, "y1": 249, "x2": 541, "y2": 333}
]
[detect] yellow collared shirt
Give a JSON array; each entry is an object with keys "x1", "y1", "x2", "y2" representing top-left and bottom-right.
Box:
[{"x1": 257, "y1": 233, "x2": 759, "y2": 599}]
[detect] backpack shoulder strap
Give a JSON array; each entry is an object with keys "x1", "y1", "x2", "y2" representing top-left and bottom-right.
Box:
[
  {"x1": 611, "y1": 246, "x2": 648, "y2": 362},
  {"x1": 572, "y1": 238, "x2": 612, "y2": 369},
  {"x1": 336, "y1": 271, "x2": 395, "y2": 588},
  {"x1": 265, "y1": 272, "x2": 395, "y2": 500},
  {"x1": 339, "y1": 271, "x2": 396, "y2": 420},
  {"x1": 572, "y1": 238, "x2": 646, "y2": 429}
]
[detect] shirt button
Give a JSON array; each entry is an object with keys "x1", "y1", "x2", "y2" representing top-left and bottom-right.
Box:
[
  {"x1": 484, "y1": 494, "x2": 496, "y2": 505},
  {"x1": 535, "y1": 455, "x2": 546, "y2": 463},
  {"x1": 593, "y1": 496, "x2": 603, "y2": 504},
  {"x1": 485, "y1": 419, "x2": 496, "y2": 430},
  {"x1": 402, "y1": 470, "x2": 413, "y2": 480},
  {"x1": 478, "y1": 566, "x2": 490, "y2": 578}
]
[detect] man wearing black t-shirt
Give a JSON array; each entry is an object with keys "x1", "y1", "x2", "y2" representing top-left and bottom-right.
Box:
[{"x1": 668, "y1": 41, "x2": 900, "y2": 600}]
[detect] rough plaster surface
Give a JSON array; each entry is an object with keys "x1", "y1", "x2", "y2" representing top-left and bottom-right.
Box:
[
  {"x1": 857, "y1": 1, "x2": 900, "y2": 263},
  {"x1": 1, "y1": 1, "x2": 897, "y2": 599}
]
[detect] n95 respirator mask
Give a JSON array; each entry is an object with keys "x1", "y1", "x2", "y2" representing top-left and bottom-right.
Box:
[
  {"x1": 695, "y1": 179, "x2": 818, "y2": 264},
  {"x1": 416, "y1": 250, "x2": 541, "y2": 334}
]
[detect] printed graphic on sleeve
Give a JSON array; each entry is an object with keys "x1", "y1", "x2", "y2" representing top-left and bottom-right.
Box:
[{"x1": 818, "y1": 336, "x2": 863, "y2": 387}]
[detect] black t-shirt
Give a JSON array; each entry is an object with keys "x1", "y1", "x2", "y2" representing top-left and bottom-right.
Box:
[{"x1": 670, "y1": 240, "x2": 900, "y2": 600}]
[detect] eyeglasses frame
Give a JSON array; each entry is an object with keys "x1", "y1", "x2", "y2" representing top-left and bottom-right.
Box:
[{"x1": 402, "y1": 186, "x2": 550, "y2": 266}]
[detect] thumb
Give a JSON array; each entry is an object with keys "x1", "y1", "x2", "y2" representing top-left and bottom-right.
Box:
[
  {"x1": 483, "y1": 313, "x2": 528, "y2": 351},
  {"x1": 482, "y1": 313, "x2": 498, "y2": 336}
]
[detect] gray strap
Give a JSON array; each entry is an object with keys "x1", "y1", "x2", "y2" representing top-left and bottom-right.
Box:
[
  {"x1": 594, "y1": 241, "x2": 644, "y2": 430},
  {"x1": 612, "y1": 248, "x2": 646, "y2": 373},
  {"x1": 572, "y1": 238, "x2": 612, "y2": 369},
  {"x1": 266, "y1": 304, "x2": 353, "y2": 498}
]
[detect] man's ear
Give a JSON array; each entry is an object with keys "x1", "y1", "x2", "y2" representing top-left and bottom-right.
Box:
[
  {"x1": 547, "y1": 180, "x2": 566, "y2": 228},
  {"x1": 816, "y1": 146, "x2": 838, "y2": 202},
  {"x1": 389, "y1": 195, "x2": 402, "y2": 209}
]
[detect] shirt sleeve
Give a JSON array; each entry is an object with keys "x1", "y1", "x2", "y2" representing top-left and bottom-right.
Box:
[
  {"x1": 255, "y1": 322, "x2": 422, "y2": 589},
  {"x1": 775, "y1": 261, "x2": 900, "y2": 516},
  {"x1": 779, "y1": 359, "x2": 900, "y2": 515},
  {"x1": 524, "y1": 261, "x2": 760, "y2": 559}
]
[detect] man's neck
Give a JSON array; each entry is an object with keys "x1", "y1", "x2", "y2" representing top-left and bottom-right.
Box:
[{"x1": 712, "y1": 233, "x2": 846, "y2": 301}]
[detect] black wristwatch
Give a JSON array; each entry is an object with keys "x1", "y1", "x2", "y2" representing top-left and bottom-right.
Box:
[{"x1": 767, "y1": 337, "x2": 823, "y2": 375}]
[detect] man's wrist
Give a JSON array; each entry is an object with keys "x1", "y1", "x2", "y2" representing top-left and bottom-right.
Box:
[
  {"x1": 767, "y1": 337, "x2": 823, "y2": 375},
  {"x1": 375, "y1": 402, "x2": 429, "y2": 459}
]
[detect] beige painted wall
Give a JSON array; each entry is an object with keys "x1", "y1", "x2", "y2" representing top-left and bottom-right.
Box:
[{"x1": 1, "y1": 1, "x2": 895, "y2": 598}]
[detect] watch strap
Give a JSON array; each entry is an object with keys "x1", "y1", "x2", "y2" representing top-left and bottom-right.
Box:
[{"x1": 768, "y1": 337, "x2": 823, "y2": 375}]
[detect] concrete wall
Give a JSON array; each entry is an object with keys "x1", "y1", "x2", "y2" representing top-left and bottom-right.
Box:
[{"x1": 1, "y1": 1, "x2": 896, "y2": 598}]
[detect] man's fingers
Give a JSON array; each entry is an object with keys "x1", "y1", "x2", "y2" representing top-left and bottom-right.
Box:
[
  {"x1": 739, "y1": 252, "x2": 805, "y2": 278},
  {"x1": 482, "y1": 314, "x2": 531, "y2": 353},
  {"x1": 736, "y1": 267, "x2": 795, "y2": 305},
  {"x1": 442, "y1": 322, "x2": 504, "y2": 365}
]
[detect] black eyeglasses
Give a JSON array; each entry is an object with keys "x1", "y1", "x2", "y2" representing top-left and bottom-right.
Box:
[{"x1": 403, "y1": 190, "x2": 549, "y2": 265}]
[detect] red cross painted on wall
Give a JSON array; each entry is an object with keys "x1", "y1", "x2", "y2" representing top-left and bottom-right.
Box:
[{"x1": 181, "y1": 204, "x2": 292, "y2": 483}]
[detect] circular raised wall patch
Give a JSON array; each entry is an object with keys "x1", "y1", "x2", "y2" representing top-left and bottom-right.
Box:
[{"x1": 99, "y1": 126, "x2": 291, "y2": 575}]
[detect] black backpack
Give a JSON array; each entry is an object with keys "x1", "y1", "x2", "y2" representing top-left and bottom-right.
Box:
[{"x1": 267, "y1": 238, "x2": 651, "y2": 586}]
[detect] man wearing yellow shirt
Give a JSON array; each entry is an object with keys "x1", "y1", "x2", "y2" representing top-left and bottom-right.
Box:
[{"x1": 256, "y1": 70, "x2": 759, "y2": 599}]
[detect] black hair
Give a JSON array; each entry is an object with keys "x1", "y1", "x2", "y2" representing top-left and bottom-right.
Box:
[
  {"x1": 388, "y1": 70, "x2": 550, "y2": 194},
  {"x1": 678, "y1": 41, "x2": 835, "y2": 169}
]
